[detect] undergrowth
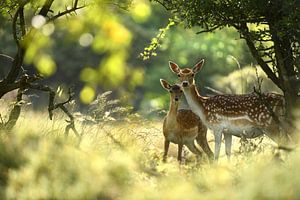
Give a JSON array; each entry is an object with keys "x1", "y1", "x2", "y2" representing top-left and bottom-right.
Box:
[{"x1": 0, "y1": 107, "x2": 299, "y2": 199}]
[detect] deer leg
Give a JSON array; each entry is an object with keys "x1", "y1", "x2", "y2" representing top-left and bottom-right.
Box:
[
  {"x1": 224, "y1": 133, "x2": 232, "y2": 160},
  {"x1": 177, "y1": 143, "x2": 183, "y2": 163},
  {"x1": 185, "y1": 142, "x2": 204, "y2": 163},
  {"x1": 196, "y1": 130, "x2": 214, "y2": 161},
  {"x1": 186, "y1": 142, "x2": 203, "y2": 156},
  {"x1": 214, "y1": 130, "x2": 222, "y2": 161},
  {"x1": 163, "y1": 140, "x2": 170, "y2": 162}
]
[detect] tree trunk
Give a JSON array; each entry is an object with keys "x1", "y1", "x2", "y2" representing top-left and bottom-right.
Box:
[{"x1": 269, "y1": 23, "x2": 299, "y2": 120}]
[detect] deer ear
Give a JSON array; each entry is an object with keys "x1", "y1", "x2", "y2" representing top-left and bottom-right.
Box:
[
  {"x1": 192, "y1": 59, "x2": 204, "y2": 74},
  {"x1": 160, "y1": 79, "x2": 171, "y2": 90},
  {"x1": 169, "y1": 61, "x2": 180, "y2": 74}
]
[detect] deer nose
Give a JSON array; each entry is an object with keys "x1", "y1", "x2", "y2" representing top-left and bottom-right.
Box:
[
  {"x1": 174, "y1": 97, "x2": 179, "y2": 101},
  {"x1": 182, "y1": 81, "x2": 188, "y2": 87}
]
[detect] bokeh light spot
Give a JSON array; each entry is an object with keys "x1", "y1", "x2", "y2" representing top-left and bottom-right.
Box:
[
  {"x1": 80, "y1": 85, "x2": 95, "y2": 104},
  {"x1": 42, "y1": 23, "x2": 55, "y2": 36},
  {"x1": 31, "y1": 15, "x2": 46, "y2": 29},
  {"x1": 79, "y1": 33, "x2": 94, "y2": 47},
  {"x1": 35, "y1": 55, "x2": 56, "y2": 76},
  {"x1": 131, "y1": 1, "x2": 151, "y2": 23}
]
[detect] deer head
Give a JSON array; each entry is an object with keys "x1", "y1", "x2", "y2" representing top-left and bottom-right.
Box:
[
  {"x1": 169, "y1": 59, "x2": 204, "y2": 88},
  {"x1": 160, "y1": 79, "x2": 183, "y2": 102}
]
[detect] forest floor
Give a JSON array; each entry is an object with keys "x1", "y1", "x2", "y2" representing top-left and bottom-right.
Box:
[{"x1": 0, "y1": 107, "x2": 299, "y2": 199}]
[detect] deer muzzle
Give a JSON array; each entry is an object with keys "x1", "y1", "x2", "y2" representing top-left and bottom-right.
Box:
[{"x1": 182, "y1": 81, "x2": 188, "y2": 87}]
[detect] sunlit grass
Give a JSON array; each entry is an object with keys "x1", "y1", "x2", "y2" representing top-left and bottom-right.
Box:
[{"x1": 0, "y1": 107, "x2": 299, "y2": 199}]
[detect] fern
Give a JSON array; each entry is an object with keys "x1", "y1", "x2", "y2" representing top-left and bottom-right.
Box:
[{"x1": 89, "y1": 91, "x2": 133, "y2": 122}]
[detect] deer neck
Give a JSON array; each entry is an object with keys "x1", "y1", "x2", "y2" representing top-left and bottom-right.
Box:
[
  {"x1": 166, "y1": 98, "x2": 179, "y2": 123},
  {"x1": 182, "y1": 83, "x2": 207, "y2": 123}
]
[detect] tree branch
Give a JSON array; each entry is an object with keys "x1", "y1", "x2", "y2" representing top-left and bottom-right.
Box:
[
  {"x1": 257, "y1": 45, "x2": 274, "y2": 51},
  {"x1": 4, "y1": 2, "x2": 29, "y2": 85},
  {"x1": 236, "y1": 23, "x2": 283, "y2": 90},
  {"x1": 253, "y1": 87, "x2": 292, "y2": 145},
  {"x1": 39, "y1": 0, "x2": 55, "y2": 17},
  {"x1": 246, "y1": 38, "x2": 282, "y2": 89},
  {"x1": 12, "y1": 7, "x2": 20, "y2": 45},
  {"x1": 196, "y1": 26, "x2": 220, "y2": 34},
  {"x1": 0, "y1": 74, "x2": 41, "y2": 98},
  {"x1": 48, "y1": 5, "x2": 85, "y2": 22},
  {"x1": 154, "y1": 0, "x2": 172, "y2": 11},
  {"x1": 73, "y1": 0, "x2": 79, "y2": 8},
  {"x1": 11, "y1": 1, "x2": 28, "y2": 45},
  {"x1": 19, "y1": 6, "x2": 26, "y2": 37},
  {"x1": 4, "y1": 88, "x2": 24, "y2": 130},
  {"x1": 28, "y1": 84, "x2": 80, "y2": 139}
]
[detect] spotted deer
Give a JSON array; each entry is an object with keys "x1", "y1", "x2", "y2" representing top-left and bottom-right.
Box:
[
  {"x1": 169, "y1": 59, "x2": 288, "y2": 160},
  {"x1": 160, "y1": 79, "x2": 213, "y2": 163}
]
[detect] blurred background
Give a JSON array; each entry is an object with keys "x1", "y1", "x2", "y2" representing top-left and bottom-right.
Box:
[{"x1": 0, "y1": 0, "x2": 281, "y2": 115}]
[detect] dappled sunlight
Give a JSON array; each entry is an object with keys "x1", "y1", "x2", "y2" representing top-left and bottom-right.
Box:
[
  {"x1": 31, "y1": 15, "x2": 46, "y2": 29},
  {"x1": 78, "y1": 33, "x2": 94, "y2": 47},
  {"x1": 130, "y1": 0, "x2": 152, "y2": 23},
  {"x1": 129, "y1": 68, "x2": 145, "y2": 89},
  {"x1": 92, "y1": 18, "x2": 132, "y2": 52},
  {"x1": 0, "y1": 105, "x2": 298, "y2": 199},
  {"x1": 23, "y1": 30, "x2": 53, "y2": 69},
  {"x1": 80, "y1": 85, "x2": 96, "y2": 104},
  {"x1": 35, "y1": 54, "x2": 57, "y2": 76},
  {"x1": 102, "y1": 19, "x2": 132, "y2": 47},
  {"x1": 212, "y1": 66, "x2": 282, "y2": 94},
  {"x1": 41, "y1": 23, "x2": 55, "y2": 36},
  {"x1": 98, "y1": 53, "x2": 127, "y2": 88},
  {"x1": 80, "y1": 67, "x2": 99, "y2": 84},
  {"x1": 1, "y1": 0, "x2": 299, "y2": 199}
]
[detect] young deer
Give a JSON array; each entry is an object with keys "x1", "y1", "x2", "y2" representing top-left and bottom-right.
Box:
[
  {"x1": 160, "y1": 79, "x2": 213, "y2": 162},
  {"x1": 169, "y1": 59, "x2": 288, "y2": 160}
]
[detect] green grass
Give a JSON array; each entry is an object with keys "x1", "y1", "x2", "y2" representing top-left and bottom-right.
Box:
[{"x1": 0, "y1": 109, "x2": 299, "y2": 200}]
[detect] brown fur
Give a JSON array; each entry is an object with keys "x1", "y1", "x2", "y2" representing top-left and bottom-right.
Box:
[
  {"x1": 189, "y1": 84, "x2": 284, "y2": 126},
  {"x1": 160, "y1": 79, "x2": 213, "y2": 162},
  {"x1": 169, "y1": 59, "x2": 288, "y2": 160}
]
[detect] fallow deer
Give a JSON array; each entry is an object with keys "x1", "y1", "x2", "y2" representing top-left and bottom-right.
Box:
[
  {"x1": 169, "y1": 59, "x2": 288, "y2": 160},
  {"x1": 160, "y1": 79, "x2": 213, "y2": 163}
]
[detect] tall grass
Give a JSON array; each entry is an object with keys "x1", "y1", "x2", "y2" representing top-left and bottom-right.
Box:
[{"x1": 0, "y1": 106, "x2": 299, "y2": 199}]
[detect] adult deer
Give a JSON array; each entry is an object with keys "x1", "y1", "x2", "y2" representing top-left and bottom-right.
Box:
[
  {"x1": 160, "y1": 79, "x2": 214, "y2": 162},
  {"x1": 169, "y1": 59, "x2": 288, "y2": 160}
]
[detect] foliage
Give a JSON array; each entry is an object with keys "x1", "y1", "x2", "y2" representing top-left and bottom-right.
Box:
[
  {"x1": 0, "y1": 0, "x2": 138, "y2": 104},
  {"x1": 0, "y1": 0, "x2": 254, "y2": 111},
  {"x1": 237, "y1": 137, "x2": 265, "y2": 157},
  {"x1": 139, "y1": 18, "x2": 175, "y2": 60},
  {"x1": 212, "y1": 65, "x2": 282, "y2": 94},
  {"x1": 0, "y1": 134, "x2": 25, "y2": 192},
  {"x1": 153, "y1": 0, "x2": 300, "y2": 116},
  {"x1": 0, "y1": 109, "x2": 299, "y2": 199},
  {"x1": 88, "y1": 91, "x2": 133, "y2": 122},
  {"x1": 142, "y1": 25, "x2": 253, "y2": 110},
  {"x1": 1, "y1": 1, "x2": 300, "y2": 199},
  {"x1": 5, "y1": 134, "x2": 135, "y2": 199}
]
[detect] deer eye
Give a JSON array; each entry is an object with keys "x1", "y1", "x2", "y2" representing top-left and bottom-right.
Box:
[
  {"x1": 191, "y1": 73, "x2": 194, "y2": 77},
  {"x1": 177, "y1": 74, "x2": 181, "y2": 77},
  {"x1": 169, "y1": 90, "x2": 173, "y2": 93}
]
